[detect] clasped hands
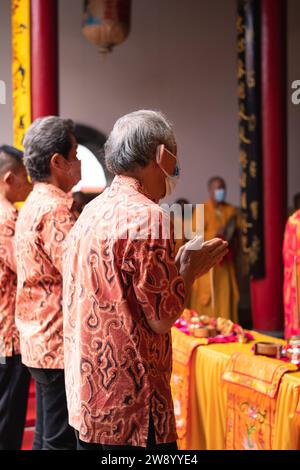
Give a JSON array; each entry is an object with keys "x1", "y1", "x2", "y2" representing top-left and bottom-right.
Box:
[{"x1": 176, "y1": 236, "x2": 229, "y2": 285}]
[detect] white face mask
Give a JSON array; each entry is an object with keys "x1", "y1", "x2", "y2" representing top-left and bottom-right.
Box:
[
  {"x1": 214, "y1": 188, "x2": 226, "y2": 203},
  {"x1": 156, "y1": 145, "x2": 180, "y2": 198},
  {"x1": 164, "y1": 172, "x2": 180, "y2": 197}
]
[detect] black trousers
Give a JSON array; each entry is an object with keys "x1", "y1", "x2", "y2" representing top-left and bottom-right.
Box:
[
  {"x1": 28, "y1": 368, "x2": 76, "y2": 450},
  {"x1": 0, "y1": 354, "x2": 30, "y2": 450},
  {"x1": 76, "y1": 412, "x2": 178, "y2": 451}
]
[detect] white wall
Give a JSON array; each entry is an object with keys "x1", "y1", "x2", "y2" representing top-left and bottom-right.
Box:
[
  {"x1": 59, "y1": 0, "x2": 239, "y2": 205},
  {"x1": 1, "y1": 0, "x2": 299, "y2": 206}
]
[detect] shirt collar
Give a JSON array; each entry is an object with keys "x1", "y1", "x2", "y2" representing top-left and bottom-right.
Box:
[
  {"x1": 33, "y1": 182, "x2": 74, "y2": 209},
  {"x1": 112, "y1": 175, "x2": 156, "y2": 203}
]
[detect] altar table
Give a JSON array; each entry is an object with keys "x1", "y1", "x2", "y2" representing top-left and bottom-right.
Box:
[{"x1": 171, "y1": 329, "x2": 300, "y2": 450}]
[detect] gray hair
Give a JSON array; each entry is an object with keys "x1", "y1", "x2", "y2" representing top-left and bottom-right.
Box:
[
  {"x1": 104, "y1": 110, "x2": 176, "y2": 175},
  {"x1": 23, "y1": 116, "x2": 74, "y2": 182}
]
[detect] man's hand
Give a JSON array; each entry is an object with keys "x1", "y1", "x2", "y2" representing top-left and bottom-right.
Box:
[
  {"x1": 146, "y1": 238, "x2": 228, "y2": 336},
  {"x1": 176, "y1": 237, "x2": 228, "y2": 284}
]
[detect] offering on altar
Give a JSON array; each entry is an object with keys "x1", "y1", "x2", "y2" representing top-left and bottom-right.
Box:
[
  {"x1": 253, "y1": 341, "x2": 282, "y2": 359},
  {"x1": 250, "y1": 336, "x2": 300, "y2": 367},
  {"x1": 282, "y1": 336, "x2": 300, "y2": 365},
  {"x1": 178, "y1": 309, "x2": 250, "y2": 343}
]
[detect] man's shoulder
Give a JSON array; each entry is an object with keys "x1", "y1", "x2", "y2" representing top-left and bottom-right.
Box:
[
  {"x1": 284, "y1": 212, "x2": 300, "y2": 249},
  {"x1": 0, "y1": 206, "x2": 17, "y2": 240},
  {"x1": 17, "y1": 192, "x2": 73, "y2": 233},
  {"x1": 65, "y1": 193, "x2": 106, "y2": 240},
  {"x1": 284, "y1": 212, "x2": 300, "y2": 244},
  {"x1": 0, "y1": 199, "x2": 17, "y2": 227},
  {"x1": 0, "y1": 199, "x2": 16, "y2": 240},
  {"x1": 82, "y1": 191, "x2": 106, "y2": 213},
  {"x1": 124, "y1": 194, "x2": 169, "y2": 221},
  {"x1": 71, "y1": 192, "x2": 106, "y2": 226},
  {"x1": 223, "y1": 201, "x2": 237, "y2": 211},
  {"x1": 83, "y1": 189, "x2": 164, "y2": 224},
  {"x1": 288, "y1": 209, "x2": 300, "y2": 226}
]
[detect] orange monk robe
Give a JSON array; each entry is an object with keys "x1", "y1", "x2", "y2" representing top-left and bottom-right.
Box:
[
  {"x1": 173, "y1": 211, "x2": 193, "y2": 255},
  {"x1": 189, "y1": 200, "x2": 239, "y2": 322},
  {"x1": 283, "y1": 209, "x2": 300, "y2": 339}
]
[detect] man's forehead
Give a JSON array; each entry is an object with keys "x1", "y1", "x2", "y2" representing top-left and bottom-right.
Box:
[{"x1": 211, "y1": 179, "x2": 225, "y2": 188}]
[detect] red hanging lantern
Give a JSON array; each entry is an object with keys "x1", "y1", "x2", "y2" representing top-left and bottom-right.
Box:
[{"x1": 82, "y1": 0, "x2": 131, "y2": 54}]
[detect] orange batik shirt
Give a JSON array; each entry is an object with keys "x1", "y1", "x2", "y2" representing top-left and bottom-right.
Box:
[
  {"x1": 15, "y1": 183, "x2": 77, "y2": 369},
  {"x1": 63, "y1": 175, "x2": 185, "y2": 447},
  {"x1": 283, "y1": 209, "x2": 300, "y2": 338},
  {"x1": 0, "y1": 195, "x2": 20, "y2": 357}
]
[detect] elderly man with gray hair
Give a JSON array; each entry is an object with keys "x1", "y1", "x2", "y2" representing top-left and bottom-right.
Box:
[
  {"x1": 63, "y1": 110, "x2": 228, "y2": 450},
  {"x1": 15, "y1": 116, "x2": 81, "y2": 450}
]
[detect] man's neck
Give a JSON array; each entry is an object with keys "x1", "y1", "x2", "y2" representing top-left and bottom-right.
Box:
[
  {"x1": 36, "y1": 176, "x2": 69, "y2": 194},
  {"x1": 121, "y1": 172, "x2": 159, "y2": 203},
  {"x1": 210, "y1": 198, "x2": 225, "y2": 209},
  {"x1": 0, "y1": 186, "x2": 13, "y2": 204}
]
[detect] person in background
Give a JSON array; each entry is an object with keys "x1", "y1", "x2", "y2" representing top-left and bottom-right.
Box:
[
  {"x1": 15, "y1": 117, "x2": 81, "y2": 450},
  {"x1": 283, "y1": 208, "x2": 300, "y2": 338},
  {"x1": 72, "y1": 190, "x2": 103, "y2": 216},
  {"x1": 293, "y1": 193, "x2": 300, "y2": 213},
  {"x1": 63, "y1": 110, "x2": 228, "y2": 450},
  {"x1": 189, "y1": 176, "x2": 239, "y2": 322},
  {"x1": 0, "y1": 145, "x2": 32, "y2": 449}
]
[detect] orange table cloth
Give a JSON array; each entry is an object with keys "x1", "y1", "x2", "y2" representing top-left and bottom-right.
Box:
[{"x1": 171, "y1": 329, "x2": 300, "y2": 450}]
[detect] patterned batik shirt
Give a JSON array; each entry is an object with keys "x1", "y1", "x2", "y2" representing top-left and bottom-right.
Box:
[
  {"x1": 63, "y1": 175, "x2": 185, "y2": 446},
  {"x1": 15, "y1": 183, "x2": 77, "y2": 369},
  {"x1": 283, "y1": 209, "x2": 300, "y2": 338},
  {"x1": 0, "y1": 195, "x2": 20, "y2": 357}
]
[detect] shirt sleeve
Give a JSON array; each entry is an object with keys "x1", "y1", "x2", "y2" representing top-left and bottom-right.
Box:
[
  {"x1": 40, "y1": 205, "x2": 77, "y2": 274},
  {"x1": 129, "y1": 212, "x2": 185, "y2": 322}
]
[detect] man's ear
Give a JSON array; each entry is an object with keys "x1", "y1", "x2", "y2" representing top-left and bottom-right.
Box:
[
  {"x1": 3, "y1": 170, "x2": 14, "y2": 185},
  {"x1": 50, "y1": 153, "x2": 63, "y2": 171},
  {"x1": 173, "y1": 142, "x2": 177, "y2": 156},
  {"x1": 156, "y1": 144, "x2": 165, "y2": 165}
]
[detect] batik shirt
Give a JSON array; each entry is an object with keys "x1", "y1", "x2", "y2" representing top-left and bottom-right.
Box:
[
  {"x1": 15, "y1": 183, "x2": 77, "y2": 368},
  {"x1": 0, "y1": 195, "x2": 20, "y2": 357},
  {"x1": 283, "y1": 209, "x2": 300, "y2": 338},
  {"x1": 63, "y1": 175, "x2": 185, "y2": 446}
]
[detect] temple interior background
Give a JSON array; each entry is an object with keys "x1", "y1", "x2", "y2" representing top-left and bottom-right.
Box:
[
  {"x1": 1, "y1": 0, "x2": 300, "y2": 208},
  {"x1": 1, "y1": 0, "x2": 300, "y2": 453}
]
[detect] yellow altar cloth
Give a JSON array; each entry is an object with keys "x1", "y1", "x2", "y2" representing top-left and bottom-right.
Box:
[
  {"x1": 171, "y1": 328, "x2": 300, "y2": 450},
  {"x1": 222, "y1": 352, "x2": 297, "y2": 449}
]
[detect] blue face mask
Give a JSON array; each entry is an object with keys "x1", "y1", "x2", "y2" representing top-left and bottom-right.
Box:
[{"x1": 214, "y1": 188, "x2": 226, "y2": 203}]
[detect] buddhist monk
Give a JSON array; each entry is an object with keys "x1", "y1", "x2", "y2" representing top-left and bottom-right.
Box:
[{"x1": 189, "y1": 176, "x2": 239, "y2": 322}]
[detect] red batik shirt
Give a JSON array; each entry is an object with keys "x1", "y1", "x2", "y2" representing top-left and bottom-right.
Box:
[
  {"x1": 63, "y1": 175, "x2": 185, "y2": 447},
  {"x1": 0, "y1": 195, "x2": 20, "y2": 357},
  {"x1": 283, "y1": 209, "x2": 300, "y2": 338},
  {"x1": 15, "y1": 183, "x2": 77, "y2": 369}
]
